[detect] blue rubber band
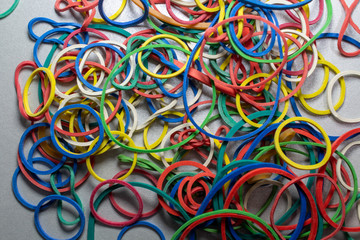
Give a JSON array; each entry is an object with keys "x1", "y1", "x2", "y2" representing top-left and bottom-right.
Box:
[
  {"x1": 28, "y1": 17, "x2": 87, "y2": 44},
  {"x1": 77, "y1": 110, "x2": 94, "y2": 142},
  {"x1": 228, "y1": 4, "x2": 276, "y2": 57},
  {"x1": 117, "y1": 221, "x2": 166, "y2": 240},
  {"x1": 238, "y1": 0, "x2": 313, "y2": 10},
  {"x1": 18, "y1": 123, "x2": 65, "y2": 176},
  {"x1": 318, "y1": 33, "x2": 360, "y2": 48},
  {"x1": 12, "y1": 161, "x2": 54, "y2": 210},
  {"x1": 27, "y1": 159, "x2": 77, "y2": 189},
  {"x1": 98, "y1": 0, "x2": 149, "y2": 28},
  {"x1": 34, "y1": 28, "x2": 85, "y2": 68},
  {"x1": 12, "y1": 158, "x2": 76, "y2": 209},
  {"x1": 25, "y1": 136, "x2": 67, "y2": 175},
  {"x1": 50, "y1": 104, "x2": 104, "y2": 159},
  {"x1": 34, "y1": 195, "x2": 85, "y2": 240}
]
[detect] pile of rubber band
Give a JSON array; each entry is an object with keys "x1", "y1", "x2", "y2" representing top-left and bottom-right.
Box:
[{"x1": 10, "y1": 0, "x2": 360, "y2": 239}]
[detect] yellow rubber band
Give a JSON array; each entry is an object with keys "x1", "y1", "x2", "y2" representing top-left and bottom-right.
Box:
[
  {"x1": 77, "y1": 0, "x2": 127, "y2": 23},
  {"x1": 297, "y1": 59, "x2": 346, "y2": 115},
  {"x1": 137, "y1": 34, "x2": 190, "y2": 79},
  {"x1": 217, "y1": 0, "x2": 226, "y2": 35},
  {"x1": 86, "y1": 130, "x2": 137, "y2": 182},
  {"x1": 144, "y1": 111, "x2": 183, "y2": 162},
  {"x1": 23, "y1": 67, "x2": 56, "y2": 118},
  {"x1": 235, "y1": 73, "x2": 290, "y2": 128},
  {"x1": 194, "y1": 0, "x2": 220, "y2": 12},
  {"x1": 274, "y1": 117, "x2": 331, "y2": 170}
]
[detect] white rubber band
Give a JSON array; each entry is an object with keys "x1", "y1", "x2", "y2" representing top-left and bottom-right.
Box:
[{"x1": 327, "y1": 70, "x2": 360, "y2": 123}]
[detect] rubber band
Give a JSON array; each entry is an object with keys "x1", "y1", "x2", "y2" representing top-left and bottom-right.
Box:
[
  {"x1": 271, "y1": 173, "x2": 346, "y2": 239},
  {"x1": 253, "y1": 141, "x2": 357, "y2": 216},
  {"x1": 22, "y1": 67, "x2": 56, "y2": 118},
  {"x1": 177, "y1": 172, "x2": 215, "y2": 215},
  {"x1": 75, "y1": 42, "x2": 134, "y2": 95},
  {"x1": 34, "y1": 195, "x2": 85, "y2": 240},
  {"x1": 51, "y1": 92, "x2": 118, "y2": 138},
  {"x1": 12, "y1": 162, "x2": 55, "y2": 210},
  {"x1": 18, "y1": 123, "x2": 66, "y2": 175},
  {"x1": 221, "y1": 166, "x2": 314, "y2": 239},
  {"x1": 50, "y1": 164, "x2": 83, "y2": 225},
  {"x1": 270, "y1": 29, "x2": 317, "y2": 82},
  {"x1": 327, "y1": 70, "x2": 360, "y2": 123},
  {"x1": 235, "y1": 74, "x2": 290, "y2": 128},
  {"x1": 297, "y1": 59, "x2": 346, "y2": 116},
  {"x1": 87, "y1": 181, "x2": 191, "y2": 240},
  {"x1": 81, "y1": 0, "x2": 126, "y2": 23},
  {"x1": 27, "y1": 17, "x2": 85, "y2": 44},
  {"x1": 336, "y1": 141, "x2": 360, "y2": 192},
  {"x1": 248, "y1": 128, "x2": 296, "y2": 183},
  {"x1": 159, "y1": 123, "x2": 215, "y2": 168},
  {"x1": 100, "y1": 51, "x2": 220, "y2": 153},
  {"x1": 55, "y1": 0, "x2": 98, "y2": 29},
  {"x1": 17, "y1": 152, "x2": 91, "y2": 192},
  {"x1": 33, "y1": 28, "x2": 86, "y2": 68},
  {"x1": 337, "y1": 0, "x2": 360, "y2": 57},
  {"x1": 274, "y1": 117, "x2": 331, "y2": 170},
  {"x1": 157, "y1": 161, "x2": 212, "y2": 217},
  {"x1": 253, "y1": 140, "x2": 355, "y2": 225},
  {"x1": 243, "y1": 179, "x2": 292, "y2": 213},
  {"x1": 339, "y1": 0, "x2": 360, "y2": 34},
  {"x1": 137, "y1": 34, "x2": 190, "y2": 79},
  {"x1": 86, "y1": 130, "x2": 138, "y2": 182},
  {"x1": 165, "y1": 0, "x2": 213, "y2": 25},
  {"x1": 286, "y1": 0, "x2": 322, "y2": 25},
  {"x1": 15, "y1": 61, "x2": 49, "y2": 121},
  {"x1": 89, "y1": 179, "x2": 143, "y2": 227},
  {"x1": 55, "y1": 0, "x2": 96, "y2": 12},
  {"x1": 48, "y1": 43, "x2": 105, "y2": 99},
  {"x1": 98, "y1": 0, "x2": 149, "y2": 28},
  {"x1": 132, "y1": 0, "x2": 211, "y2": 29},
  {"x1": 50, "y1": 104, "x2": 104, "y2": 159},
  {"x1": 171, "y1": 209, "x2": 280, "y2": 240},
  {"x1": 110, "y1": 169, "x2": 161, "y2": 218},
  {"x1": 117, "y1": 221, "x2": 165, "y2": 240},
  {"x1": 180, "y1": 14, "x2": 289, "y2": 140},
  {"x1": 143, "y1": 112, "x2": 178, "y2": 162},
  {"x1": 0, "y1": 0, "x2": 20, "y2": 18},
  {"x1": 25, "y1": 136, "x2": 67, "y2": 175}
]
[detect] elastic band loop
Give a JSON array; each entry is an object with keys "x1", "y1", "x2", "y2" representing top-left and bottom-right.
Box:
[
  {"x1": 34, "y1": 195, "x2": 85, "y2": 240},
  {"x1": 0, "y1": 0, "x2": 20, "y2": 18}
]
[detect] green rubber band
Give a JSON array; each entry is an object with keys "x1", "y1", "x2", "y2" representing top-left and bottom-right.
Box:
[
  {"x1": 0, "y1": 0, "x2": 20, "y2": 19},
  {"x1": 50, "y1": 165, "x2": 83, "y2": 225}
]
